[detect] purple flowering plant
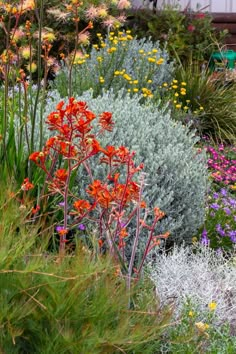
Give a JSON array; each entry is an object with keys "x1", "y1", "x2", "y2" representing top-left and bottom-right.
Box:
[{"x1": 199, "y1": 187, "x2": 236, "y2": 251}]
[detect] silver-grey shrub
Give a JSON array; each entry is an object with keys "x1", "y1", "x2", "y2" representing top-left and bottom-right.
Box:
[
  {"x1": 46, "y1": 89, "x2": 208, "y2": 245},
  {"x1": 54, "y1": 32, "x2": 174, "y2": 99},
  {"x1": 148, "y1": 244, "x2": 236, "y2": 327}
]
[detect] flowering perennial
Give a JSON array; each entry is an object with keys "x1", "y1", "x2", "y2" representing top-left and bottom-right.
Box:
[{"x1": 28, "y1": 98, "x2": 169, "y2": 280}]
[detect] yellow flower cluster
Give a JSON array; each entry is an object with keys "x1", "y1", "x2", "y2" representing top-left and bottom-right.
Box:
[
  {"x1": 162, "y1": 80, "x2": 191, "y2": 110},
  {"x1": 142, "y1": 88, "x2": 153, "y2": 98}
]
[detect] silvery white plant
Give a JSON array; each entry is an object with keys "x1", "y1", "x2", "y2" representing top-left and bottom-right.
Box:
[
  {"x1": 148, "y1": 244, "x2": 236, "y2": 327},
  {"x1": 45, "y1": 89, "x2": 208, "y2": 247}
]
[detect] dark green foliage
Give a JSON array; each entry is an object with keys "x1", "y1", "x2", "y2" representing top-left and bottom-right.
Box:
[
  {"x1": 174, "y1": 64, "x2": 236, "y2": 143},
  {"x1": 125, "y1": 7, "x2": 228, "y2": 64}
]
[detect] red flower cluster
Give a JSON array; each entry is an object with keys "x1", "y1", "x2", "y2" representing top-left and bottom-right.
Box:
[
  {"x1": 27, "y1": 98, "x2": 169, "y2": 267},
  {"x1": 21, "y1": 178, "x2": 34, "y2": 191}
]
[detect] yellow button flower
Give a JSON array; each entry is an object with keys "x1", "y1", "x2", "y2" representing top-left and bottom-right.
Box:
[
  {"x1": 148, "y1": 57, "x2": 156, "y2": 63},
  {"x1": 156, "y1": 58, "x2": 164, "y2": 65},
  {"x1": 208, "y1": 302, "x2": 217, "y2": 311}
]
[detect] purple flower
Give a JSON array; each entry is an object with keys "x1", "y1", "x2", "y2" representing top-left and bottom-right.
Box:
[
  {"x1": 216, "y1": 224, "x2": 226, "y2": 237},
  {"x1": 223, "y1": 207, "x2": 231, "y2": 215},
  {"x1": 210, "y1": 203, "x2": 220, "y2": 210},
  {"x1": 220, "y1": 188, "x2": 228, "y2": 197},
  {"x1": 213, "y1": 192, "x2": 219, "y2": 199},
  {"x1": 56, "y1": 225, "x2": 64, "y2": 233},
  {"x1": 201, "y1": 229, "x2": 210, "y2": 246},
  {"x1": 78, "y1": 224, "x2": 86, "y2": 231},
  {"x1": 228, "y1": 231, "x2": 236, "y2": 243},
  {"x1": 201, "y1": 236, "x2": 210, "y2": 246},
  {"x1": 229, "y1": 198, "x2": 236, "y2": 208},
  {"x1": 58, "y1": 202, "x2": 65, "y2": 207}
]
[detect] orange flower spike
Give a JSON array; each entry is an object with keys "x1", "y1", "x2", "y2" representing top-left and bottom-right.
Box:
[
  {"x1": 54, "y1": 169, "x2": 68, "y2": 182},
  {"x1": 103, "y1": 145, "x2": 117, "y2": 157},
  {"x1": 75, "y1": 117, "x2": 93, "y2": 135},
  {"x1": 58, "y1": 124, "x2": 71, "y2": 138},
  {"x1": 97, "y1": 189, "x2": 113, "y2": 208},
  {"x1": 90, "y1": 139, "x2": 102, "y2": 155},
  {"x1": 56, "y1": 100, "x2": 64, "y2": 110},
  {"x1": 73, "y1": 199, "x2": 91, "y2": 214},
  {"x1": 100, "y1": 145, "x2": 117, "y2": 165},
  {"x1": 154, "y1": 207, "x2": 165, "y2": 219},
  {"x1": 46, "y1": 111, "x2": 63, "y2": 128},
  {"x1": 58, "y1": 142, "x2": 77, "y2": 158},
  {"x1": 99, "y1": 111, "x2": 114, "y2": 132},
  {"x1": 21, "y1": 178, "x2": 34, "y2": 191},
  {"x1": 29, "y1": 151, "x2": 46, "y2": 165},
  {"x1": 116, "y1": 146, "x2": 131, "y2": 163},
  {"x1": 160, "y1": 231, "x2": 170, "y2": 239},
  {"x1": 58, "y1": 228, "x2": 68, "y2": 237},
  {"x1": 45, "y1": 136, "x2": 57, "y2": 148},
  {"x1": 98, "y1": 239, "x2": 104, "y2": 248},
  {"x1": 140, "y1": 200, "x2": 147, "y2": 208},
  {"x1": 84, "y1": 109, "x2": 96, "y2": 122},
  {"x1": 87, "y1": 180, "x2": 103, "y2": 198},
  {"x1": 119, "y1": 228, "x2": 128, "y2": 238},
  {"x1": 31, "y1": 205, "x2": 40, "y2": 214},
  {"x1": 88, "y1": 21, "x2": 93, "y2": 29}
]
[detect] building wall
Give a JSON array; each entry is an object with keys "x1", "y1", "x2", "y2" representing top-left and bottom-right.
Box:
[{"x1": 131, "y1": 0, "x2": 236, "y2": 12}]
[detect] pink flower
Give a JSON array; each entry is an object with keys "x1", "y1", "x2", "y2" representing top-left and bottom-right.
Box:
[
  {"x1": 195, "y1": 13, "x2": 205, "y2": 19},
  {"x1": 187, "y1": 24, "x2": 195, "y2": 32}
]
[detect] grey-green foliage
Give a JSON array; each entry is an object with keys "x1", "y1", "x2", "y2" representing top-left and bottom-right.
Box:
[
  {"x1": 46, "y1": 89, "x2": 208, "y2": 245},
  {"x1": 54, "y1": 33, "x2": 174, "y2": 98}
]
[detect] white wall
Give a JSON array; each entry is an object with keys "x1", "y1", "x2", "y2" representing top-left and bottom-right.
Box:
[{"x1": 131, "y1": 0, "x2": 236, "y2": 12}]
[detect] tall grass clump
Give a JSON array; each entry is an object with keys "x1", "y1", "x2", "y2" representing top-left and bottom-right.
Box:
[
  {"x1": 0, "y1": 182, "x2": 172, "y2": 353},
  {"x1": 172, "y1": 63, "x2": 236, "y2": 143}
]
